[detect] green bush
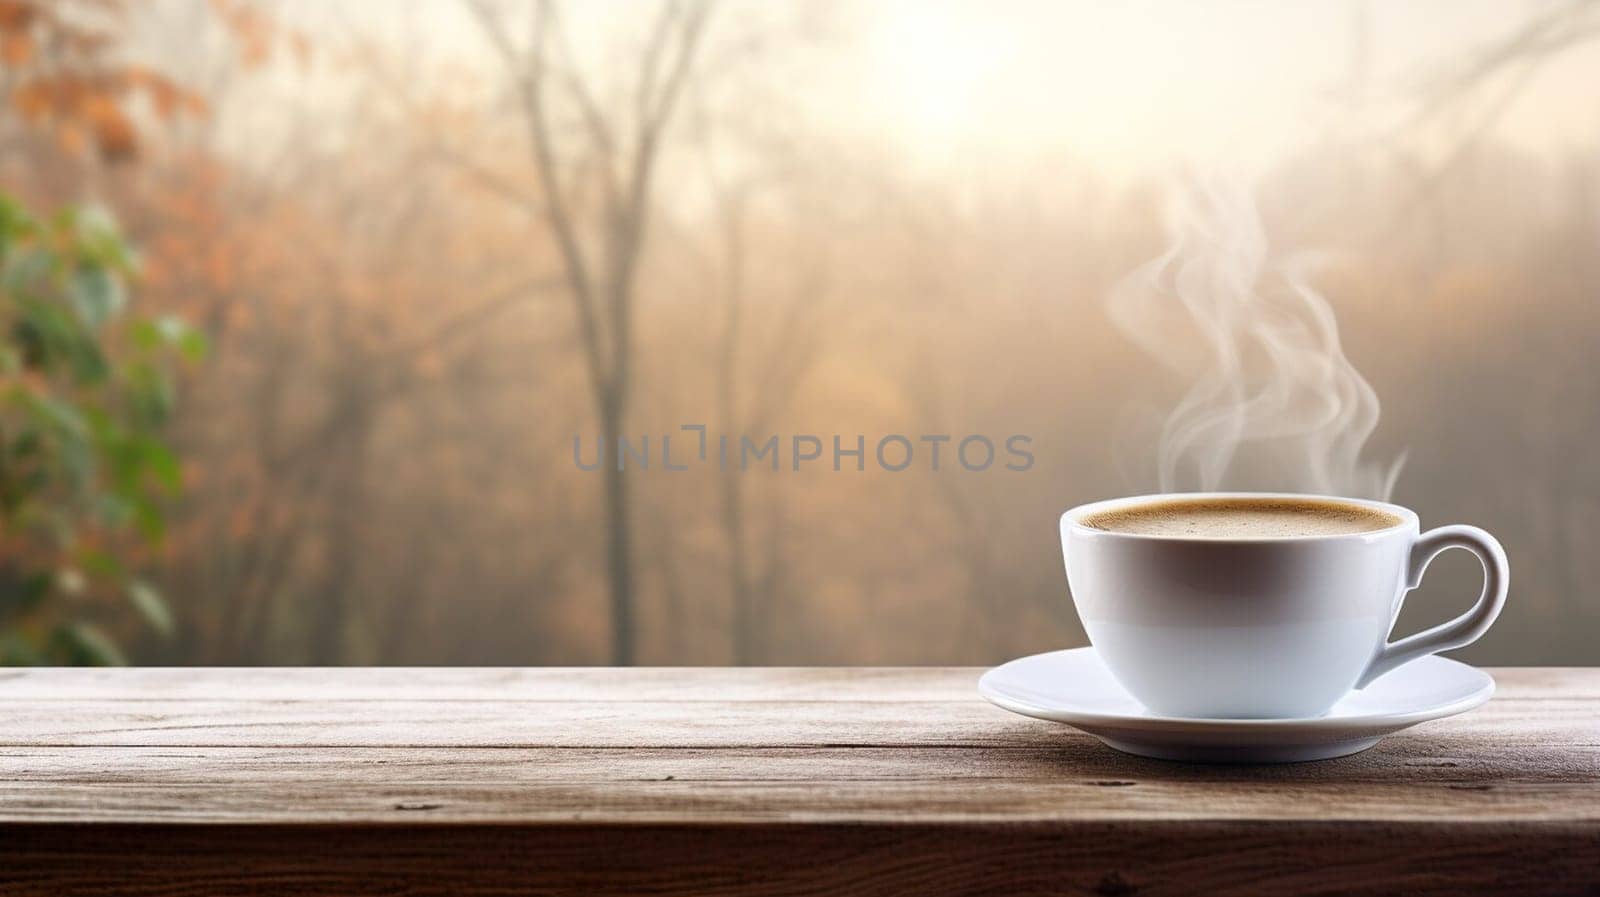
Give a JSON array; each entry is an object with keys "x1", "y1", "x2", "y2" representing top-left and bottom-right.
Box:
[{"x1": 0, "y1": 193, "x2": 203, "y2": 665}]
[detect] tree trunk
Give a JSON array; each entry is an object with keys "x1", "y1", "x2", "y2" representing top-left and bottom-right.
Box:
[
  {"x1": 722, "y1": 470, "x2": 757, "y2": 664},
  {"x1": 307, "y1": 402, "x2": 376, "y2": 666},
  {"x1": 601, "y1": 394, "x2": 635, "y2": 665}
]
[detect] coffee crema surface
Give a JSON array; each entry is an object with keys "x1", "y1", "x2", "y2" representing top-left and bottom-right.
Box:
[{"x1": 1081, "y1": 497, "x2": 1402, "y2": 538}]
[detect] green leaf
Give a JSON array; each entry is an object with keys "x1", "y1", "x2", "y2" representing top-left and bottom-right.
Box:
[
  {"x1": 16, "y1": 393, "x2": 96, "y2": 495},
  {"x1": 67, "y1": 333, "x2": 111, "y2": 382},
  {"x1": 78, "y1": 548, "x2": 124, "y2": 579},
  {"x1": 21, "y1": 391, "x2": 89, "y2": 439},
  {"x1": 70, "y1": 265, "x2": 126, "y2": 327},
  {"x1": 0, "y1": 632, "x2": 44, "y2": 666},
  {"x1": 176, "y1": 328, "x2": 208, "y2": 362},
  {"x1": 0, "y1": 192, "x2": 199, "y2": 666},
  {"x1": 140, "y1": 439, "x2": 183, "y2": 492},
  {"x1": 2, "y1": 245, "x2": 54, "y2": 296},
  {"x1": 125, "y1": 361, "x2": 176, "y2": 426},
  {"x1": 94, "y1": 492, "x2": 136, "y2": 526},
  {"x1": 127, "y1": 580, "x2": 174, "y2": 637},
  {"x1": 11, "y1": 429, "x2": 41, "y2": 459},
  {"x1": 0, "y1": 570, "x2": 53, "y2": 617},
  {"x1": 131, "y1": 496, "x2": 165, "y2": 542},
  {"x1": 0, "y1": 193, "x2": 32, "y2": 250},
  {"x1": 137, "y1": 315, "x2": 208, "y2": 362},
  {"x1": 70, "y1": 206, "x2": 133, "y2": 271},
  {"x1": 53, "y1": 623, "x2": 127, "y2": 666}
]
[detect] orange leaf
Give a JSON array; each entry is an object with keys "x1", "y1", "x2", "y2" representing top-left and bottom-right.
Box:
[
  {"x1": 1, "y1": 32, "x2": 32, "y2": 65},
  {"x1": 0, "y1": 1, "x2": 35, "y2": 31},
  {"x1": 11, "y1": 80, "x2": 52, "y2": 119},
  {"x1": 89, "y1": 103, "x2": 138, "y2": 162},
  {"x1": 56, "y1": 120, "x2": 86, "y2": 156}
]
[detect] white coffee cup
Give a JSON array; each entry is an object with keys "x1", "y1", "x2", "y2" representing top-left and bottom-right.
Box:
[{"x1": 1060, "y1": 492, "x2": 1509, "y2": 719}]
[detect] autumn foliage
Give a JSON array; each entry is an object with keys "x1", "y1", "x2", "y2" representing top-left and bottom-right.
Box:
[
  {"x1": 1, "y1": 0, "x2": 206, "y2": 163},
  {"x1": 0, "y1": 194, "x2": 202, "y2": 663}
]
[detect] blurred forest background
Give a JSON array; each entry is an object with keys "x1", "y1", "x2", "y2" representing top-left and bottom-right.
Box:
[{"x1": 2, "y1": 0, "x2": 1598, "y2": 666}]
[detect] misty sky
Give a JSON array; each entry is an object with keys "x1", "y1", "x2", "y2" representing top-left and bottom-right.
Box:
[
  {"x1": 289, "y1": 0, "x2": 1600, "y2": 176},
  {"x1": 850, "y1": 0, "x2": 1600, "y2": 170}
]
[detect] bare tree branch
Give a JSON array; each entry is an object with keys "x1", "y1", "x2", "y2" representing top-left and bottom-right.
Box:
[
  {"x1": 453, "y1": 0, "x2": 720, "y2": 664},
  {"x1": 465, "y1": 0, "x2": 611, "y2": 400},
  {"x1": 546, "y1": 3, "x2": 617, "y2": 174},
  {"x1": 1385, "y1": 0, "x2": 1600, "y2": 232},
  {"x1": 1408, "y1": 0, "x2": 1599, "y2": 131}
]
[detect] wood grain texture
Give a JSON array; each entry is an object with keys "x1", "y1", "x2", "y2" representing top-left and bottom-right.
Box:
[
  {"x1": 4, "y1": 822, "x2": 1598, "y2": 897},
  {"x1": 0, "y1": 667, "x2": 1597, "y2": 896}
]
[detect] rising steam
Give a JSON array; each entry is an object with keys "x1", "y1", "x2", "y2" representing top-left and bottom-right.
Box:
[{"x1": 1107, "y1": 179, "x2": 1404, "y2": 500}]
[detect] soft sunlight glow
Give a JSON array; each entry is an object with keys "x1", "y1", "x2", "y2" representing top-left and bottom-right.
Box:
[
  {"x1": 867, "y1": 3, "x2": 1015, "y2": 154},
  {"x1": 846, "y1": 0, "x2": 1599, "y2": 174}
]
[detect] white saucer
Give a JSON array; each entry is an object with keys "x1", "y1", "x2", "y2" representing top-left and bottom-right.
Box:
[{"x1": 978, "y1": 647, "x2": 1494, "y2": 763}]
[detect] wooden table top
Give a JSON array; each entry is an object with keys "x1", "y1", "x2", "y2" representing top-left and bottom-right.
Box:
[{"x1": 1, "y1": 667, "x2": 1597, "y2": 896}]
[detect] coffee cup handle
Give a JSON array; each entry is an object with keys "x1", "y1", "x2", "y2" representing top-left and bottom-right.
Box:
[{"x1": 1355, "y1": 525, "x2": 1509, "y2": 689}]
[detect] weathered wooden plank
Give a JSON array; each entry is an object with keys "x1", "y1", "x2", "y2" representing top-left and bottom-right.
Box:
[
  {"x1": 3, "y1": 743, "x2": 1593, "y2": 787},
  {"x1": 1, "y1": 821, "x2": 1596, "y2": 897},
  {"x1": 0, "y1": 697, "x2": 1587, "y2": 748},
  {"x1": 3, "y1": 777, "x2": 1598, "y2": 823},
  {"x1": 0, "y1": 698, "x2": 1028, "y2": 747},
  {"x1": 0, "y1": 666, "x2": 984, "y2": 702},
  {"x1": 1, "y1": 721, "x2": 1594, "y2": 823},
  {"x1": 1488, "y1": 667, "x2": 1600, "y2": 699},
  {"x1": 0, "y1": 667, "x2": 1595, "y2": 896},
  {"x1": 0, "y1": 666, "x2": 1589, "y2": 701}
]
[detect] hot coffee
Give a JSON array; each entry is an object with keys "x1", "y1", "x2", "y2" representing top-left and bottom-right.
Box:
[
  {"x1": 1062, "y1": 492, "x2": 1508, "y2": 717},
  {"x1": 1082, "y1": 496, "x2": 1401, "y2": 538}
]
